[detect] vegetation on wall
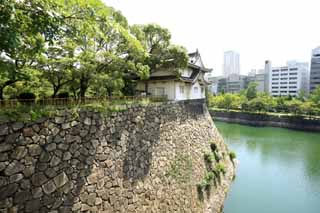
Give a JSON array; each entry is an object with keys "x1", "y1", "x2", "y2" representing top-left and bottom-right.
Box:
[
  {"x1": 0, "y1": 0, "x2": 188, "y2": 100},
  {"x1": 197, "y1": 140, "x2": 228, "y2": 197},
  {"x1": 166, "y1": 154, "x2": 193, "y2": 184}
]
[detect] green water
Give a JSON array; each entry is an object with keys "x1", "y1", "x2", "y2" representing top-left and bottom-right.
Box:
[{"x1": 215, "y1": 121, "x2": 320, "y2": 213}]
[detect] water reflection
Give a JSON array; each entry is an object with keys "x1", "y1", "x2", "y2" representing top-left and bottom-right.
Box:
[{"x1": 216, "y1": 122, "x2": 320, "y2": 213}]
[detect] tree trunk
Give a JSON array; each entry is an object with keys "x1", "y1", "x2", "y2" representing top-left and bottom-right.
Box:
[
  {"x1": 52, "y1": 85, "x2": 60, "y2": 98},
  {"x1": 79, "y1": 74, "x2": 88, "y2": 99},
  {"x1": 0, "y1": 87, "x2": 4, "y2": 100}
]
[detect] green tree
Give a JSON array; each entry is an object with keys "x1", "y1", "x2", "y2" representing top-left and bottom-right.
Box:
[
  {"x1": 57, "y1": 0, "x2": 149, "y2": 98},
  {"x1": 284, "y1": 99, "x2": 303, "y2": 115},
  {"x1": 310, "y1": 86, "x2": 320, "y2": 105},
  {"x1": 300, "y1": 101, "x2": 317, "y2": 117},
  {"x1": 37, "y1": 41, "x2": 75, "y2": 97},
  {"x1": 0, "y1": 0, "x2": 63, "y2": 99},
  {"x1": 246, "y1": 82, "x2": 258, "y2": 100},
  {"x1": 247, "y1": 97, "x2": 267, "y2": 112},
  {"x1": 131, "y1": 24, "x2": 188, "y2": 93}
]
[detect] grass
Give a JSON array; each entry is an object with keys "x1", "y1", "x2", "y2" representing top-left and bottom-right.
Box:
[{"x1": 0, "y1": 97, "x2": 165, "y2": 123}]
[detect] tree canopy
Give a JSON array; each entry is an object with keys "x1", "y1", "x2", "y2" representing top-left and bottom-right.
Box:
[{"x1": 0, "y1": 0, "x2": 187, "y2": 99}]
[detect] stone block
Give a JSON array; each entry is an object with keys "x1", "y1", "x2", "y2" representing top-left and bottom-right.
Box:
[
  {"x1": 45, "y1": 143, "x2": 56, "y2": 152},
  {"x1": 50, "y1": 156, "x2": 61, "y2": 167},
  {"x1": 32, "y1": 187, "x2": 43, "y2": 199},
  {"x1": 28, "y1": 144, "x2": 42, "y2": 156},
  {"x1": 0, "y1": 144, "x2": 12, "y2": 153},
  {"x1": 5, "y1": 161, "x2": 25, "y2": 176},
  {"x1": 11, "y1": 146, "x2": 27, "y2": 160},
  {"x1": 0, "y1": 125, "x2": 9, "y2": 136},
  {"x1": 0, "y1": 183, "x2": 18, "y2": 200},
  {"x1": 23, "y1": 128, "x2": 34, "y2": 137},
  {"x1": 31, "y1": 172, "x2": 48, "y2": 186},
  {"x1": 12, "y1": 122, "x2": 24, "y2": 131},
  {"x1": 42, "y1": 180, "x2": 56, "y2": 194},
  {"x1": 25, "y1": 199, "x2": 41, "y2": 212},
  {"x1": 54, "y1": 172, "x2": 69, "y2": 188},
  {"x1": 14, "y1": 190, "x2": 31, "y2": 204}
]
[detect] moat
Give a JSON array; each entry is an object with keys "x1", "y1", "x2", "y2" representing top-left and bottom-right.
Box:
[{"x1": 216, "y1": 121, "x2": 320, "y2": 213}]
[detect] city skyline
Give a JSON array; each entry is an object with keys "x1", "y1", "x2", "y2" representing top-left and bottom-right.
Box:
[{"x1": 105, "y1": 0, "x2": 320, "y2": 76}]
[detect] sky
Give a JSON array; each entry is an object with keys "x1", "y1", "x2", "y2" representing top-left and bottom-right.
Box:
[{"x1": 104, "y1": 0, "x2": 320, "y2": 76}]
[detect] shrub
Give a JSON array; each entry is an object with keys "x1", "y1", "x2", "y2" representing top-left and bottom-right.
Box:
[
  {"x1": 204, "y1": 152, "x2": 215, "y2": 163},
  {"x1": 57, "y1": 92, "x2": 69, "y2": 98},
  {"x1": 18, "y1": 92, "x2": 36, "y2": 100},
  {"x1": 204, "y1": 171, "x2": 215, "y2": 182},
  {"x1": 215, "y1": 163, "x2": 226, "y2": 175},
  {"x1": 210, "y1": 142, "x2": 217, "y2": 152},
  {"x1": 214, "y1": 151, "x2": 222, "y2": 162},
  {"x1": 229, "y1": 151, "x2": 236, "y2": 160},
  {"x1": 18, "y1": 92, "x2": 36, "y2": 104},
  {"x1": 197, "y1": 179, "x2": 210, "y2": 190}
]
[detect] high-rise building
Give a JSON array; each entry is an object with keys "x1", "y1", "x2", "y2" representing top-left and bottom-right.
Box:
[
  {"x1": 310, "y1": 47, "x2": 320, "y2": 93},
  {"x1": 223, "y1": 51, "x2": 240, "y2": 77},
  {"x1": 269, "y1": 61, "x2": 309, "y2": 97}
]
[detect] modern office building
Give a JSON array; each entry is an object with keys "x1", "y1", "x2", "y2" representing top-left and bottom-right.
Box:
[
  {"x1": 223, "y1": 51, "x2": 240, "y2": 77},
  {"x1": 214, "y1": 74, "x2": 247, "y2": 94},
  {"x1": 226, "y1": 74, "x2": 247, "y2": 93},
  {"x1": 269, "y1": 61, "x2": 309, "y2": 97},
  {"x1": 246, "y1": 68, "x2": 268, "y2": 93},
  {"x1": 310, "y1": 47, "x2": 320, "y2": 93}
]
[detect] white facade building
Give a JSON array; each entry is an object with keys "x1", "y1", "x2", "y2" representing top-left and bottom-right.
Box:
[
  {"x1": 136, "y1": 50, "x2": 211, "y2": 101},
  {"x1": 269, "y1": 61, "x2": 309, "y2": 97},
  {"x1": 223, "y1": 51, "x2": 240, "y2": 77}
]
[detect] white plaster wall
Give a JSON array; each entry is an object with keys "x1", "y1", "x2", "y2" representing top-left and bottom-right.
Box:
[
  {"x1": 148, "y1": 81, "x2": 175, "y2": 100},
  {"x1": 137, "y1": 80, "x2": 205, "y2": 101},
  {"x1": 190, "y1": 82, "x2": 205, "y2": 99},
  {"x1": 175, "y1": 82, "x2": 190, "y2": 101},
  {"x1": 181, "y1": 68, "x2": 193, "y2": 78}
]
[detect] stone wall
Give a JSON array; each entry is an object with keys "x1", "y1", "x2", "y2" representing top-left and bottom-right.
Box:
[
  {"x1": 0, "y1": 100, "x2": 235, "y2": 213},
  {"x1": 210, "y1": 110, "x2": 320, "y2": 132}
]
